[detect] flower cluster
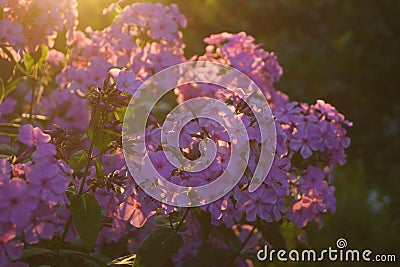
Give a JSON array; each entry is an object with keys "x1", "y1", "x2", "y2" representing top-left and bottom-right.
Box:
[
  {"x1": 0, "y1": 0, "x2": 78, "y2": 51},
  {"x1": 56, "y1": 2, "x2": 186, "y2": 93},
  {"x1": 0, "y1": 2, "x2": 351, "y2": 266},
  {"x1": 0, "y1": 125, "x2": 72, "y2": 266}
]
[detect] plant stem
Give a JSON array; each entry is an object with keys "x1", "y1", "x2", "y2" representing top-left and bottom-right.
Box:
[
  {"x1": 29, "y1": 84, "x2": 35, "y2": 120},
  {"x1": 174, "y1": 208, "x2": 190, "y2": 232},
  {"x1": 226, "y1": 224, "x2": 256, "y2": 267},
  {"x1": 52, "y1": 127, "x2": 96, "y2": 266},
  {"x1": 78, "y1": 141, "x2": 95, "y2": 194}
]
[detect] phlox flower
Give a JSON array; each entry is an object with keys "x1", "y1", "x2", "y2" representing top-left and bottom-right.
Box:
[
  {"x1": 26, "y1": 163, "x2": 70, "y2": 205},
  {"x1": 109, "y1": 68, "x2": 142, "y2": 95},
  {"x1": 0, "y1": 223, "x2": 24, "y2": 266},
  {"x1": 289, "y1": 124, "x2": 321, "y2": 158},
  {"x1": 117, "y1": 195, "x2": 155, "y2": 228},
  {"x1": 0, "y1": 20, "x2": 23, "y2": 47},
  {"x1": 0, "y1": 178, "x2": 38, "y2": 227},
  {"x1": 23, "y1": 203, "x2": 57, "y2": 244},
  {"x1": 18, "y1": 124, "x2": 51, "y2": 147},
  {"x1": 236, "y1": 186, "x2": 280, "y2": 222}
]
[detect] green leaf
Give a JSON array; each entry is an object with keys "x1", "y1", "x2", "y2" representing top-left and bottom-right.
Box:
[
  {"x1": 59, "y1": 249, "x2": 109, "y2": 267},
  {"x1": 69, "y1": 194, "x2": 102, "y2": 252},
  {"x1": 18, "y1": 247, "x2": 55, "y2": 260},
  {"x1": 256, "y1": 221, "x2": 286, "y2": 249},
  {"x1": 24, "y1": 52, "x2": 35, "y2": 74},
  {"x1": 133, "y1": 228, "x2": 183, "y2": 267},
  {"x1": 0, "y1": 75, "x2": 26, "y2": 104},
  {"x1": 23, "y1": 45, "x2": 48, "y2": 74},
  {"x1": 86, "y1": 121, "x2": 112, "y2": 152},
  {"x1": 194, "y1": 208, "x2": 213, "y2": 242},
  {"x1": 0, "y1": 144, "x2": 16, "y2": 157},
  {"x1": 68, "y1": 150, "x2": 89, "y2": 172},
  {"x1": 114, "y1": 106, "x2": 127, "y2": 121},
  {"x1": 0, "y1": 78, "x2": 4, "y2": 103},
  {"x1": 94, "y1": 159, "x2": 105, "y2": 186},
  {"x1": 152, "y1": 215, "x2": 169, "y2": 228},
  {"x1": 0, "y1": 123, "x2": 20, "y2": 137},
  {"x1": 35, "y1": 45, "x2": 49, "y2": 66},
  {"x1": 212, "y1": 224, "x2": 241, "y2": 251}
]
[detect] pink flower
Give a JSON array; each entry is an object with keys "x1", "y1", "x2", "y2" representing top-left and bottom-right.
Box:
[
  {"x1": 0, "y1": 178, "x2": 38, "y2": 227},
  {"x1": 18, "y1": 124, "x2": 51, "y2": 147},
  {"x1": 109, "y1": 68, "x2": 142, "y2": 95},
  {"x1": 117, "y1": 195, "x2": 155, "y2": 228},
  {"x1": 0, "y1": 20, "x2": 23, "y2": 47},
  {"x1": 0, "y1": 224, "x2": 24, "y2": 266}
]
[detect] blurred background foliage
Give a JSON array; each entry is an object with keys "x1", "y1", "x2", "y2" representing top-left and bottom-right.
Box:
[{"x1": 76, "y1": 0, "x2": 400, "y2": 264}]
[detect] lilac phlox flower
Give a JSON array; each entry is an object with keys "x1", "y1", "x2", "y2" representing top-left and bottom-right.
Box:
[
  {"x1": 286, "y1": 196, "x2": 318, "y2": 228},
  {"x1": 178, "y1": 121, "x2": 201, "y2": 148},
  {"x1": 236, "y1": 186, "x2": 279, "y2": 222},
  {"x1": 109, "y1": 68, "x2": 142, "y2": 95},
  {"x1": 317, "y1": 120, "x2": 339, "y2": 150},
  {"x1": 0, "y1": 20, "x2": 24, "y2": 47},
  {"x1": 23, "y1": 203, "x2": 57, "y2": 244},
  {"x1": 0, "y1": 223, "x2": 24, "y2": 266},
  {"x1": 148, "y1": 12, "x2": 178, "y2": 41},
  {"x1": 200, "y1": 198, "x2": 228, "y2": 225},
  {"x1": 117, "y1": 194, "x2": 156, "y2": 228},
  {"x1": 273, "y1": 101, "x2": 301, "y2": 124},
  {"x1": 145, "y1": 125, "x2": 161, "y2": 151},
  {"x1": 299, "y1": 166, "x2": 326, "y2": 195},
  {"x1": 289, "y1": 124, "x2": 321, "y2": 158},
  {"x1": 145, "y1": 150, "x2": 175, "y2": 179},
  {"x1": 189, "y1": 167, "x2": 222, "y2": 187},
  {"x1": 18, "y1": 124, "x2": 51, "y2": 147},
  {"x1": 95, "y1": 187, "x2": 120, "y2": 217},
  {"x1": 0, "y1": 98, "x2": 17, "y2": 116},
  {"x1": 0, "y1": 159, "x2": 11, "y2": 185},
  {"x1": 229, "y1": 52, "x2": 255, "y2": 74},
  {"x1": 26, "y1": 163, "x2": 70, "y2": 205},
  {"x1": 0, "y1": 178, "x2": 38, "y2": 227}
]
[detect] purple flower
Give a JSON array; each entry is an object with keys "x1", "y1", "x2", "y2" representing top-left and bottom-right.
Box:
[
  {"x1": 286, "y1": 196, "x2": 318, "y2": 228},
  {"x1": 274, "y1": 101, "x2": 301, "y2": 124},
  {"x1": 26, "y1": 163, "x2": 70, "y2": 205},
  {"x1": 0, "y1": 223, "x2": 24, "y2": 266},
  {"x1": 109, "y1": 68, "x2": 142, "y2": 95},
  {"x1": 0, "y1": 178, "x2": 38, "y2": 227},
  {"x1": 32, "y1": 143, "x2": 57, "y2": 162},
  {"x1": 23, "y1": 203, "x2": 57, "y2": 244},
  {"x1": 146, "y1": 150, "x2": 175, "y2": 179},
  {"x1": 145, "y1": 125, "x2": 161, "y2": 151},
  {"x1": 0, "y1": 159, "x2": 11, "y2": 185},
  {"x1": 117, "y1": 195, "x2": 155, "y2": 228},
  {"x1": 18, "y1": 124, "x2": 51, "y2": 147},
  {"x1": 237, "y1": 186, "x2": 279, "y2": 222},
  {"x1": 0, "y1": 98, "x2": 17, "y2": 116},
  {"x1": 0, "y1": 20, "x2": 24, "y2": 47},
  {"x1": 289, "y1": 124, "x2": 320, "y2": 158},
  {"x1": 148, "y1": 13, "x2": 178, "y2": 41},
  {"x1": 230, "y1": 52, "x2": 255, "y2": 74}
]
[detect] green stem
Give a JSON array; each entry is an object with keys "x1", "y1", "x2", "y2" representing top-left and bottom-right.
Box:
[
  {"x1": 52, "y1": 116, "x2": 96, "y2": 265},
  {"x1": 29, "y1": 84, "x2": 35, "y2": 120},
  {"x1": 78, "y1": 141, "x2": 95, "y2": 194},
  {"x1": 174, "y1": 208, "x2": 190, "y2": 232},
  {"x1": 226, "y1": 224, "x2": 256, "y2": 266}
]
